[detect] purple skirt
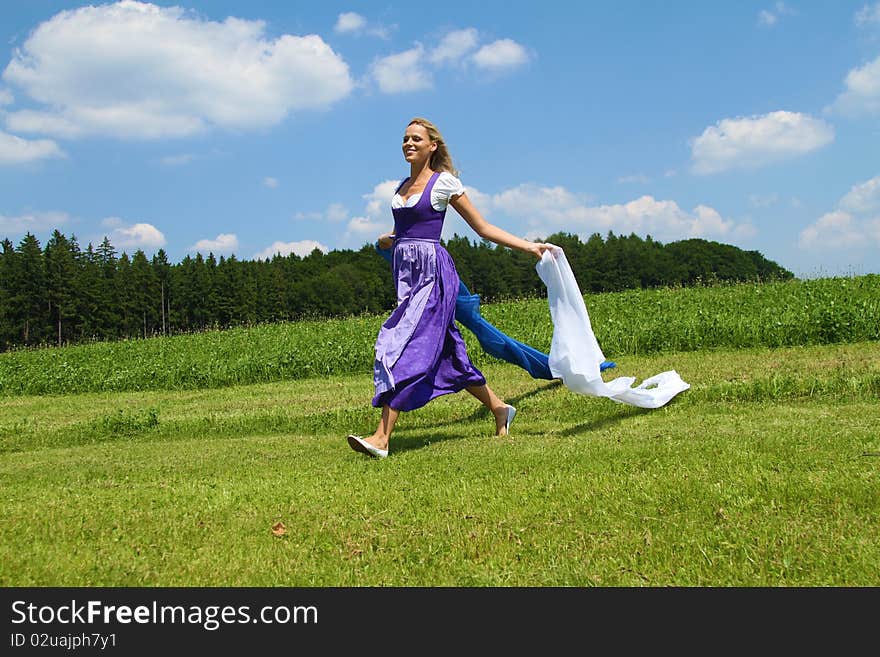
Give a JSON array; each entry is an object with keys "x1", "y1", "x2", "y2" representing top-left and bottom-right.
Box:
[{"x1": 373, "y1": 238, "x2": 486, "y2": 411}]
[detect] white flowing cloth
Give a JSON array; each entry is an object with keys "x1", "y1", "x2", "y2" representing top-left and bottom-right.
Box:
[{"x1": 535, "y1": 247, "x2": 690, "y2": 409}]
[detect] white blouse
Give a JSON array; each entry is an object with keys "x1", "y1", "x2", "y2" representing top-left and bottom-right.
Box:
[{"x1": 391, "y1": 171, "x2": 465, "y2": 211}]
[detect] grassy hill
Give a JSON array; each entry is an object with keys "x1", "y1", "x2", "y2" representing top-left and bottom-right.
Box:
[{"x1": 1, "y1": 277, "x2": 878, "y2": 586}]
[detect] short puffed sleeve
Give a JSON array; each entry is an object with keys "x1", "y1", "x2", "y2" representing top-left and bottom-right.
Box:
[{"x1": 431, "y1": 172, "x2": 465, "y2": 210}]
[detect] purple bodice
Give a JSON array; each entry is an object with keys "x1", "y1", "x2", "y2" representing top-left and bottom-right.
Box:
[{"x1": 392, "y1": 171, "x2": 445, "y2": 240}]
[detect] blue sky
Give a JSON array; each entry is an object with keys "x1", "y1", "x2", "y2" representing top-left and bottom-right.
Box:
[{"x1": 1, "y1": 1, "x2": 878, "y2": 278}]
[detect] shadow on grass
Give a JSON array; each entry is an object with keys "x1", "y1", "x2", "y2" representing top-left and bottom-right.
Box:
[
  {"x1": 383, "y1": 381, "x2": 657, "y2": 455},
  {"x1": 557, "y1": 405, "x2": 651, "y2": 436}
]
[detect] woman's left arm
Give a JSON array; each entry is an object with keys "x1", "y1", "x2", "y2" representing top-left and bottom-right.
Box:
[{"x1": 450, "y1": 193, "x2": 554, "y2": 259}]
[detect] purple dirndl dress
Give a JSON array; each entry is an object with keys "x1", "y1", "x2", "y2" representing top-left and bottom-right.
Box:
[{"x1": 372, "y1": 171, "x2": 486, "y2": 411}]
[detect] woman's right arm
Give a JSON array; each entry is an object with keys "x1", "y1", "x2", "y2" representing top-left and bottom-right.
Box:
[{"x1": 450, "y1": 193, "x2": 554, "y2": 259}]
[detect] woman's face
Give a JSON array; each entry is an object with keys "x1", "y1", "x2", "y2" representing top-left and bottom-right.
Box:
[{"x1": 402, "y1": 123, "x2": 436, "y2": 165}]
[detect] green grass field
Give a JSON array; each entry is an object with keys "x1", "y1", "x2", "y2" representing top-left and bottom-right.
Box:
[{"x1": 1, "y1": 278, "x2": 878, "y2": 586}]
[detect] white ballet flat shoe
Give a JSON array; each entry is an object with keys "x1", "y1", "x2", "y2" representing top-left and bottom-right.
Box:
[
  {"x1": 347, "y1": 434, "x2": 388, "y2": 459},
  {"x1": 505, "y1": 405, "x2": 517, "y2": 434}
]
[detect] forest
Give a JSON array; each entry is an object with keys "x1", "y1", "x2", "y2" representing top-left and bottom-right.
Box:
[{"x1": 0, "y1": 229, "x2": 793, "y2": 351}]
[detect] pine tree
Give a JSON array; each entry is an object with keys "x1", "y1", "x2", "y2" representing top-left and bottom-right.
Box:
[
  {"x1": 151, "y1": 249, "x2": 172, "y2": 335},
  {"x1": 130, "y1": 249, "x2": 158, "y2": 338},
  {"x1": 0, "y1": 239, "x2": 18, "y2": 350},
  {"x1": 44, "y1": 230, "x2": 78, "y2": 346},
  {"x1": 11, "y1": 233, "x2": 49, "y2": 345}
]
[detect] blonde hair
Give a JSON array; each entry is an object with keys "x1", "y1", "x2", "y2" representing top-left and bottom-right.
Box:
[{"x1": 408, "y1": 117, "x2": 459, "y2": 177}]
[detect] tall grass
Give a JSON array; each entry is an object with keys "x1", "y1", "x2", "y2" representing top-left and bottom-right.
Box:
[{"x1": 1, "y1": 275, "x2": 877, "y2": 396}]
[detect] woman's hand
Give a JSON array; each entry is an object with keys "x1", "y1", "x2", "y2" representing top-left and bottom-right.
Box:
[
  {"x1": 377, "y1": 233, "x2": 396, "y2": 250},
  {"x1": 524, "y1": 241, "x2": 558, "y2": 259}
]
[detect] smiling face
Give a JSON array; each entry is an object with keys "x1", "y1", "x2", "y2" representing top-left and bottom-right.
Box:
[{"x1": 402, "y1": 122, "x2": 437, "y2": 167}]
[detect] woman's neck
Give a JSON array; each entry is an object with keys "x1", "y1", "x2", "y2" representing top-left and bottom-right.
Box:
[{"x1": 409, "y1": 160, "x2": 435, "y2": 181}]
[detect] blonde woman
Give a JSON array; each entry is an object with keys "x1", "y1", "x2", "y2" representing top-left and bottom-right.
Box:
[{"x1": 347, "y1": 118, "x2": 554, "y2": 458}]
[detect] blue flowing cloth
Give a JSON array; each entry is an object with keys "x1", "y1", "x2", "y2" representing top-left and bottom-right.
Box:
[{"x1": 376, "y1": 244, "x2": 615, "y2": 379}]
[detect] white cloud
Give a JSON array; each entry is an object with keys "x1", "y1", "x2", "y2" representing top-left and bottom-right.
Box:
[
  {"x1": 758, "y1": 10, "x2": 777, "y2": 26},
  {"x1": 189, "y1": 233, "x2": 237, "y2": 254},
  {"x1": 799, "y1": 175, "x2": 880, "y2": 249},
  {"x1": 2, "y1": 1, "x2": 353, "y2": 140},
  {"x1": 690, "y1": 111, "x2": 834, "y2": 175},
  {"x1": 107, "y1": 221, "x2": 166, "y2": 250},
  {"x1": 0, "y1": 130, "x2": 65, "y2": 164},
  {"x1": 370, "y1": 46, "x2": 432, "y2": 93},
  {"x1": 263, "y1": 176, "x2": 279, "y2": 188},
  {"x1": 344, "y1": 215, "x2": 387, "y2": 244},
  {"x1": 354, "y1": 177, "x2": 748, "y2": 248},
  {"x1": 488, "y1": 184, "x2": 750, "y2": 243},
  {"x1": 430, "y1": 28, "x2": 479, "y2": 66},
  {"x1": 253, "y1": 239, "x2": 328, "y2": 259},
  {"x1": 830, "y1": 55, "x2": 880, "y2": 117},
  {"x1": 333, "y1": 11, "x2": 390, "y2": 38},
  {"x1": 160, "y1": 153, "x2": 195, "y2": 166},
  {"x1": 294, "y1": 202, "x2": 349, "y2": 223},
  {"x1": 326, "y1": 202, "x2": 349, "y2": 223},
  {"x1": 798, "y1": 211, "x2": 865, "y2": 248},
  {"x1": 363, "y1": 180, "x2": 403, "y2": 219},
  {"x1": 840, "y1": 175, "x2": 880, "y2": 213},
  {"x1": 0, "y1": 88, "x2": 13, "y2": 105},
  {"x1": 855, "y1": 3, "x2": 880, "y2": 26},
  {"x1": 334, "y1": 12, "x2": 366, "y2": 34},
  {"x1": 758, "y1": 2, "x2": 796, "y2": 27},
  {"x1": 471, "y1": 39, "x2": 530, "y2": 72},
  {"x1": 0, "y1": 210, "x2": 70, "y2": 236},
  {"x1": 370, "y1": 29, "x2": 528, "y2": 93},
  {"x1": 340, "y1": 180, "x2": 400, "y2": 246}
]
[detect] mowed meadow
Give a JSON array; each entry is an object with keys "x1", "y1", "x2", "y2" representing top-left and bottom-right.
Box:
[{"x1": 1, "y1": 275, "x2": 878, "y2": 586}]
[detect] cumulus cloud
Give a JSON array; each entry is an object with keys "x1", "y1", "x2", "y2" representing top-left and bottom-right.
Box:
[
  {"x1": 253, "y1": 239, "x2": 328, "y2": 259},
  {"x1": 104, "y1": 220, "x2": 166, "y2": 250},
  {"x1": 294, "y1": 202, "x2": 349, "y2": 223},
  {"x1": 352, "y1": 177, "x2": 751, "y2": 247},
  {"x1": 0, "y1": 210, "x2": 70, "y2": 236},
  {"x1": 798, "y1": 211, "x2": 865, "y2": 248},
  {"x1": 690, "y1": 111, "x2": 834, "y2": 175},
  {"x1": 2, "y1": 1, "x2": 353, "y2": 140},
  {"x1": 334, "y1": 12, "x2": 366, "y2": 34},
  {"x1": 362, "y1": 180, "x2": 403, "y2": 219},
  {"x1": 830, "y1": 55, "x2": 880, "y2": 117},
  {"x1": 471, "y1": 39, "x2": 530, "y2": 72},
  {"x1": 855, "y1": 2, "x2": 880, "y2": 26},
  {"x1": 0, "y1": 88, "x2": 13, "y2": 105},
  {"x1": 0, "y1": 130, "x2": 65, "y2": 164},
  {"x1": 370, "y1": 46, "x2": 432, "y2": 93},
  {"x1": 343, "y1": 215, "x2": 387, "y2": 244},
  {"x1": 333, "y1": 11, "x2": 390, "y2": 38},
  {"x1": 341, "y1": 180, "x2": 398, "y2": 244},
  {"x1": 799, "y1": 175, "x2": 880, "y2": 249},
  {"x1": 371, "y1": 30, "x2": 529, "y2": 92},
  {"x1": 430, "y1": 28, "x2": 479, "y2": 66},
  {"x1": 840, "y1": 175, "x2": 880, "y2": 213},
  {"x1": 263, "y1": 176, "x2": 279, "y2": 188},
  {"x1": 189, "y1": 233, "x2": 238, "y2": 254},
  {"x1": 758, "y1": 2, "x2": 796, "y2": 27},
  {"x1": 497, "y1": 188, "x2": 752, "y2": 242}
]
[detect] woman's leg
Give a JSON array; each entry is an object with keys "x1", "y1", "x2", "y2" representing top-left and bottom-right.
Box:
[
  {"x1": 466, "y1": 384, "x2": 514, "y2": 435},
  {"x1": 365, "y1": 405, "x2": 399, "y2": 450}
]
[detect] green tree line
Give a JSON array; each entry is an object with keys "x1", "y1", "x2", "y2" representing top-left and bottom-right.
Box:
[{"x1": 0, "y1": 229, "x2": 792, "y2": 351}]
